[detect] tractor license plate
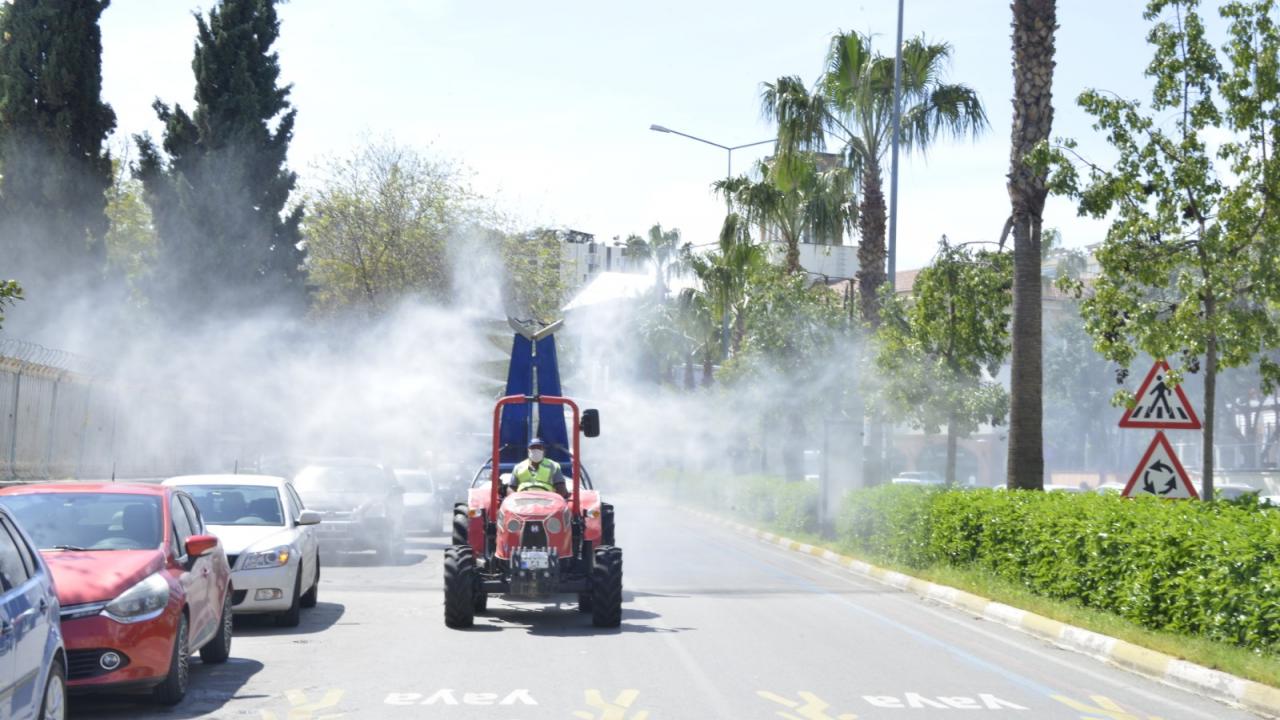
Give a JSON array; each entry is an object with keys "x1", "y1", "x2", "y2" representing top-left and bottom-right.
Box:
[{"x1": 520, "y1": 551, "x2": 550, "y2": 570}]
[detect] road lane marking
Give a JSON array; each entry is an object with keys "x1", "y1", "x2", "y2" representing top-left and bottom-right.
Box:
[
  {"x1": 573, "y1": 689, "x2": 649, "y2": 720},
  {"x1": 383, "y1": 689, "x2": 537, "y2": 705},
  {"x1": 1050, "y1": 694, "x2": 1165, "y2": 719},
  {"x1": 692, "y1": 520, "x2": 1228, "y2": 720},
  {"x1": 758, "y1": 690, "x2": 858, "y2": 719},
  {"x1": 259, "y1": 688, "x2": 345, "y2": 719}
]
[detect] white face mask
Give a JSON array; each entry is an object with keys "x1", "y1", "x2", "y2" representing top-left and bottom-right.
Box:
[{"x1": 529, "y1": 449, "x2": 545, "y2": 463}]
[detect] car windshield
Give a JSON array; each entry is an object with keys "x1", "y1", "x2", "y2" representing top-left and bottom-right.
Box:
[
  {"x1": 183, "y1": 485, "x2": 284, "y2": 526},
  {"x1": 295, "y1": 465, "x2": 392, "y2": 494},
  {"x1": 394, "y1": 471, "x2": 433, "y2": 492},
  {"x1": 0, "y1": 493, "x2": 163, "y2": 551}
]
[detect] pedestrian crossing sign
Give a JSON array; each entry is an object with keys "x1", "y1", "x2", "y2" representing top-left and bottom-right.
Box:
[
  {"x1": 1118, "y1": 360, "x2": 1201, "y2": 429},
  {"x1": 1122, "y1": 431, "x2": 1199, "y2": 499}
]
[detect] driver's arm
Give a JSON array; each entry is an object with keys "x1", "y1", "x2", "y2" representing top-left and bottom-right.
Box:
[{"x1": 552, "y1": 464, "x2": 569, "y2": 499}]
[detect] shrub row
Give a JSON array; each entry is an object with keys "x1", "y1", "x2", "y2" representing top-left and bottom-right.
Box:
[{"x1": 838, "y1": 486, "x2": 1280, "y2": 652}]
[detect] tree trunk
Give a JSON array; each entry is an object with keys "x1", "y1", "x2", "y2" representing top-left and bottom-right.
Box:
[
  {"x1": 856, "y1": 157, "x2": 887, "y2": 326},
  {"x1": 786, "y1": 230, "x2": 801, "y2": 275},
  {"x1": 1203, "y1": 329, "x2": 1218, "y2": 501},
  {"x1": 702, "y1": 353, "x2": 714, "y2": 387},
  {"x1": 946, "y1": 412, "x2": 958, "y2": 487},
  {"x1": 1006, "y1": 0, "x2": 1056, "y2": 491},
  {"x1": 683, "y1": 356, "x2": 695, "y2": 391}
]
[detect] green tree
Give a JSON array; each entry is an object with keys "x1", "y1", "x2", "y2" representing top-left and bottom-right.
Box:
[
  {"x1": 1044, "y1": 0, "x2": 1280, "y2": 500},
  {"x1": 0, "y1": 280, "x2": 21, "y2": 329},
  {"x1": 875, "y1": 240, "x2": 1012, "y2": 485},
  {"x1": 104, "y1": 153, "x2": 158, "y2": 311},
  {"x1": 136, "y1": 0, "x2": 305, "y2": 316},
  {"x1": 621, "y1": 223, "x2": 687, "y2": 298},
  {"x1": 684, "y1": 214, "x2": 767, "y2": 359},
  {"x1": 0, "y1": 0, "x2": 116, "y2": 284},
  {"x1": 714, "y1": 154, "x2": 854, "y2": 274},
  {"x1": 497, "y1": 228, "x2": 567, "y2": 321},
  {"x1": 1004, "y1": 0, "x2": 1058, "y2": 491},
  {"x1": 305, "y1": 141, "x2": 482, "y2": 315},
  {"x1": 762, "y1": 31, "x2": 987, "y2": 325}
]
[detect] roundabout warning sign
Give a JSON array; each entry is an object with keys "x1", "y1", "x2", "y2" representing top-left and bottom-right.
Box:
[{"x1": 1121, "y1": 432, "x2": 1199, "y2": 499}]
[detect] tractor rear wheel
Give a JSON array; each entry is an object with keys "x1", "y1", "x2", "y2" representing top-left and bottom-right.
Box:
[
  {"x1": 590, "y1": 546, "x2": 622, "y2": 628},
  {"x1": 601, "y1": 504, "x2": 615, "y2": 547},
  {"x1": 443, "y1": 546, "x2": 476, "y2": 628},
  {"x1": 451, "y1": 504, "x2": 469, "y2": 546}
]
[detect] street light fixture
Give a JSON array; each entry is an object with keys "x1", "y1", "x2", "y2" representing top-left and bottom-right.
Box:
[
  {"x1": 648, "y1": 123, "x2": 774, "y2": 183},
  {"x1": 649, "y1": 123, "x2": 775, "y2": 360}
]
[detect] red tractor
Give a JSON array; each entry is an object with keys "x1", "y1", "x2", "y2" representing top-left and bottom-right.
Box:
[{"x1": 444, "y1": 394, "x2": 621, "y2": 628}]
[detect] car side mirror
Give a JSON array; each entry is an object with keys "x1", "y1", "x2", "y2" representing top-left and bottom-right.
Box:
[
  {"x1": 185, "y1": 534, "x2": 218, "y2": 558},
  {"x1": 296, "y1": 510, "x2": 322, "y2": 526},
  {"x1": 582, "y1": 409, "x2": 600, "y2": 438}
]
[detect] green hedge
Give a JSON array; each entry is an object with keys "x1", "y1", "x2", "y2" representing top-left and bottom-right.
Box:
[{"x1": 838, "y1": 486, "x2": 1280, "y2": 652}]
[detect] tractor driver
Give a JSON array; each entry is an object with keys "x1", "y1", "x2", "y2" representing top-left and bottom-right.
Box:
[{"x1": 505, "y1": 437, "x2": 570, "y2": 499}]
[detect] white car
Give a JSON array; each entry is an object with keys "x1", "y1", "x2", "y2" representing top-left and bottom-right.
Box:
[
  {"x1": 890, "y1": 471, "x2": 945, "y2": 486},
  {"x1": 163, "y1": 474, "x2": 321, "y2": 627}
]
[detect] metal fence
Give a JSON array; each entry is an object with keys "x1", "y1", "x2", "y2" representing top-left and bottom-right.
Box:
[{"x1": 0, "y1": 339, "x2": 199, "y2": 481}]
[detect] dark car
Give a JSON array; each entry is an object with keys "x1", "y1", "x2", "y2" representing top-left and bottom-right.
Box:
[{"x1": 293, "y1": 461, "x2": 406, "y2": 562}]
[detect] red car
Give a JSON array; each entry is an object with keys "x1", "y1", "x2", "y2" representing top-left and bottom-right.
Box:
[{"x1": 0, "y1": 483, "x2": 233, "y2": 705}]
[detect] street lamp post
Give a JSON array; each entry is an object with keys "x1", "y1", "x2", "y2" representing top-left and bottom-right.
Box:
[{"x1": 649, "y1": 124, "x2": 774, "y2": 360}]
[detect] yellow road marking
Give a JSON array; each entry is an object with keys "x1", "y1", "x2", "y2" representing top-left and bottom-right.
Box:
[
  {"x1": 1050, "y1": 693, "x2": 1164, "y2": 720},
  {"x1": 259, "y1": 688, "x2": 344, "y2": 720},
  {"x1": 758, "y1": 690, "x2": 858, "y2": 720},
  {"x1": 573, "y1": 689, "x2": 650, "y2": 720}
]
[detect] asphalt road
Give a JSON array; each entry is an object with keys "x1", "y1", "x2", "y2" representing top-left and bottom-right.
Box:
[{"x1": 69, "y1": 499, "x2": 1261, "y2": 719}]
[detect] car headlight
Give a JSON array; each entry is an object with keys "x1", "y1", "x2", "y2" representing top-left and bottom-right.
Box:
[
  {"x1": 103, "y1": 572, "x2": 171, "y2": 623},
  {"x1": 240, "y1": 546, "x2": 292, "y2": 570}
]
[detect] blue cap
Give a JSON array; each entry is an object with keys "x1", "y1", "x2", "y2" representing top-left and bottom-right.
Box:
[{"x1": 528, "y1": 437, "x2": 546, "y2": 448}]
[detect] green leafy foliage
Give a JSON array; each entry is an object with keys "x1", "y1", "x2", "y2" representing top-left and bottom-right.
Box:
[
  {"x1": 840, "y1": 486, "x2": 1280, "y2": 651},
  {"x1": 0, "y1": 0, "x2": 116, "y2": 282},
  {"x1": 135, "y1": 0, "x2": 306, "y2": 316},
  {"x1": 0, "y1": 279, "x2": 22, "y2": 329},
  {"x1": 874, "y1": 241, "x2": 1011, "y2": 484},
  {"x1": 304, "y1": 141, "x2": 485, "y2": 315},
  {"x1": 1041, "y1": 0, "x2": 1280, "y2": 497}
]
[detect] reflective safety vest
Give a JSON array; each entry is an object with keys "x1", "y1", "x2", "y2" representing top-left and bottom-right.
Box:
[{"x1": 513, "y1": 459, "x2": 559, "y2": 492}]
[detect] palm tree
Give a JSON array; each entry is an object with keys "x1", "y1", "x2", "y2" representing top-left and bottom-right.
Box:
[
  {"x1": 762, "y1": 32, "x2": 987, "y2": 325},
  {"x1": 623, "y1": 223, "x2": 687, "y2": 299},
  {"x1": 685, "y1": 214, "x2": 766, "y2": 359},
  {"x1": 1004, "y1": 0, "x2": 1056, "y2": 491},
  {"x1": 714, "y1": 155, "x2": 854, "y2": 274}
]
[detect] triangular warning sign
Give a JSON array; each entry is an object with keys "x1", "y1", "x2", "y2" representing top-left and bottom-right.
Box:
[
  {"x1": 1118, "y1": 360, "x2": 1201, "y2": 429},
  {"x1": 1122, "y1": 432, "x2": 1199, "y2": 499}
]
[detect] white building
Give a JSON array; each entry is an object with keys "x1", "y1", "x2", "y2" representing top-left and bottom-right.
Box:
[{"x1": 557, "y1": 231, "x2": 647, "y2": 293}]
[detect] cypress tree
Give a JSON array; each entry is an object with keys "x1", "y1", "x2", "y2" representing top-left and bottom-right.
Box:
[
  {"x1": 136, "y1": 0, "x2": 305, "y2": 316},
  {"x1": 0, "y1": 0, "x2": 116, "y2": 287}
]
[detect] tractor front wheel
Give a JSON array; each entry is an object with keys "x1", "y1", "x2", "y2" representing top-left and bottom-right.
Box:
[
  {"x1": 590, "y1": 546, "x2": 622, "y2": 628},
  {"x1": 444, "y1": 546, "x2": 476, "y2": 628},
  {"x1": 451, "y1": 504, "x2": 469, "y2": 546}
]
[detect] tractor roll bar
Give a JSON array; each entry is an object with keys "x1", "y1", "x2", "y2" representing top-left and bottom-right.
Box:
[{"x1": 491, "y1": 395, "x2": 582, "y2": 517}]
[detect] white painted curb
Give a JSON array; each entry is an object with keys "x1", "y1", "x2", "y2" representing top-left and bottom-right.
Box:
[{"x1": 690, "y1": 510, "x2": 1280, "y2": 719}]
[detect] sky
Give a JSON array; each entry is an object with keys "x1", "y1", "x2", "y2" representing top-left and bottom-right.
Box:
[{"x1": 99, "y1": 1, "x2": 1168, "y2": 273}]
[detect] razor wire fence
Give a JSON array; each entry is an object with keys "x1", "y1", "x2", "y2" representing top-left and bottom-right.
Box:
[{"x1": 0, "y1": 338, "x2": 202, "y2": 481}]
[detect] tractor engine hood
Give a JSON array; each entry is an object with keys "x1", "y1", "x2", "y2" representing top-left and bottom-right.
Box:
[{"x1": 496, "y1": 491, "x2": 572, "y2": 558}]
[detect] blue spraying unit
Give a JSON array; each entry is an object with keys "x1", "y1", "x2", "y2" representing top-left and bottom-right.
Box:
[{"x1": 498, "y1": 320, "x2": 571, "y2": 467}]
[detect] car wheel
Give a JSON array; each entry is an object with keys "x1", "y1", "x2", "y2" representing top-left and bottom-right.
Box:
[
  {"x1": 590, "y1": 546, "x2": 623, "y2": 628},
  {"x1": 301, "y1": 556, "x2": 319, "y2": 608},
  {"x1": 152, "y1": 613, "x2": 189, "y2": 706},
  {"x1": 276, "y1": 568, "x2": 302, "y2": 628},
  {"x1": 443, "y1": 545, "x2": 475, "y2": 629},
  {"x1": 39, "y1": 659, "x2": 66, "y2": 720},
  {"x1": 199, "y1": 587, "x2": 233, "y2": 663}
]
